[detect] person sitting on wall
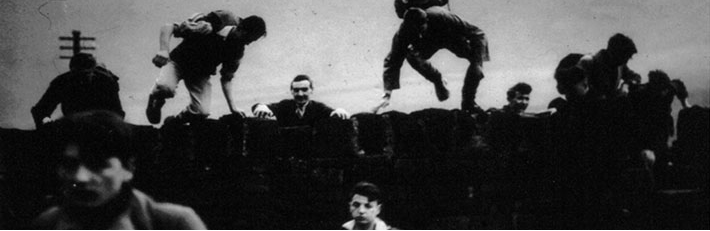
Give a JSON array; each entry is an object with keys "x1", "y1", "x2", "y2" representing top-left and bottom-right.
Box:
[
  {"x1": 251, "y1": 74, "x2": 349, "y2": 127},
  {"x1": 31, "y1": 53, "x2": 124, "y2": 129}
]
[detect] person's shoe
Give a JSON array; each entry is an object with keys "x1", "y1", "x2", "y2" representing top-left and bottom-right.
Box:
[
  {"x1": 463, "y1": 102, "x2": 485, "y2": 117},
  {"x1": 162, "y1": 115, "x2": 182, "y2": 126},
  {"x1": 146, "y1": 97, "x2": 165, "y2": 124},
  {"x1": 434, "y1": 79, "x2": 450, "y2": 101}
]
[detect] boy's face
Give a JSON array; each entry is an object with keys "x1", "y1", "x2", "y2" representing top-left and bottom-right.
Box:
[
  {"x1": 291, "y1": 80, "x2": 313, "y2": 105},
  {"x1": 507, "y1": 92, "x2": 530, "y2": 114},
  {"x1": 57, "y1": 143, "x2": 133, "y2": 207},
  {"x1": 349, "y1": 194, "x2": 381, "y2": 226}
]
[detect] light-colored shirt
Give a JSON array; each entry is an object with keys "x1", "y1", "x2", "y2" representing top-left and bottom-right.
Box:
[{"x1": 342, "y1": 218, "x2": 390, "y2": 230}]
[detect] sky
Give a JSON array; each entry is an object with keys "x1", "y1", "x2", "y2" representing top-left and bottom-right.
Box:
[{"x1": 1, "y1": 0, "x2": 709, "y2": 129}]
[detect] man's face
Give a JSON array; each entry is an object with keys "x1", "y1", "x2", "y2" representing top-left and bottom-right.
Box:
[
  {"x1": 349, "y1": 194, "x2": 381, "y2": 226},
  {"x1": 291, "y1": 80, "x2": 313, "y2": 105},
  {"x1": 57, "y1": 143, "x2": 133, "y2": 207},
  {"x1": 507, "y1": 92, "x2": 530, "y2": 114}
]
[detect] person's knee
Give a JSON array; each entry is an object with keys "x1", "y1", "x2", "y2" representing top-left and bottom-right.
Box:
[
  {"x1": 178, "y1": 111, "x2": 209, "y2": 122},
  {"x1": 151, "y1": 84, "x2": 176, "y2": 99}
]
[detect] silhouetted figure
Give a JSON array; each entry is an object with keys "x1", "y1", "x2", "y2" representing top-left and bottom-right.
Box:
[
  {"x1": 146, "y1": 10, "x2": 266, "y2": 124},
  {"x1": 485, "y1": 82, "x2": 532, "y2": 150},
  {"x1": 342, "y1": 181, "x2": 393, "y2": 230},
  {"x1": 673, "y1": 97, "x2": 709, "y2": 189},
  {"x1": 31, "y1": 53, "x2": 124, "y2": 129},
  {"x1": 577, "y1": 33, "x2": 641, "y2": 100},
  {"x1": 32, "y1": 110, "x2": 206, "y2": 229},
  {"x1": 376, "y1": 5, "x2": 489, "y2": 115},
  {"x1": 630, "y1": 70, "x2": 686, "y2": 160},
  {"x1": 252, "y1": 74, "x2": 349, "y2": 127},
  {"x1": 551, "y1": 52, "x2": 655, "y2": 228}
]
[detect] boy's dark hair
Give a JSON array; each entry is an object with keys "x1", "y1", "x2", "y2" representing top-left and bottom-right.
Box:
[
  {"x1": 554, "y1": 53, "x2": 585, "y2": 95},
  {"x1": 48, "y1": 110, "x2": 134, "y2": 167},
  {"x1": 403, "y1": 7, "x2": 427, "y2": 27},
  {"x1": 555, "y1": 67, "x2": 586, "y2": 96},
  {"x1": 69, "y1": 53, "x2": 97, "y2": 71},
  {"x1": 291, "y1": 74, "x2": 313, "y2": 90},
  {"x1": 507, "y1": 82, "x2": 532, "y2": 100},
  {"x1": 242, "y1": 15, "x2": 267, "y2": 38},
  {"x1": 349, "y1": 181, "x2": 383, "y2": 203},
  {"x1": 648, "y1": 69, "x2": 671, "y2": 88},
  {"x1": 608, "y1": 33, "x2": 637, "y2": 55}
]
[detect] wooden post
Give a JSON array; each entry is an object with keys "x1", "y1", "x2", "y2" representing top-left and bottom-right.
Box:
[{"x1": 59, "y1": 30, "x2": 96, "y2": 59}]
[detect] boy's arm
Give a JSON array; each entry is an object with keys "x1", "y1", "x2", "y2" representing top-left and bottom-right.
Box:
[
  {"x1": 220, "y1": 71, "x2": 245, "y2": 118},
  {"x1": 152, "y1": 24, "x2": 176, "y2": 67}
]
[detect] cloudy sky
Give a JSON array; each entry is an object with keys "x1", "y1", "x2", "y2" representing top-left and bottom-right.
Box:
[{"x1": 1, "y1": 0, "x2": 708, "y2": 129}]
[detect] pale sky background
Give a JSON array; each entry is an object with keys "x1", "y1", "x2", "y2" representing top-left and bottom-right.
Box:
[{"x1": 1, "y1": 0, "x2": 708, "y2": 129}]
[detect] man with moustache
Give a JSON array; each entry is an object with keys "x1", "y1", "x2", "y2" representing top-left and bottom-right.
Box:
[{"x1": 251, "y1": 74, "x2": 350, "y2": 127}]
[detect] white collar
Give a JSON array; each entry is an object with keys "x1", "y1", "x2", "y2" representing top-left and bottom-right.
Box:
[{"x1": 341, "y1": 218, "x2": 389, "y2": 230}]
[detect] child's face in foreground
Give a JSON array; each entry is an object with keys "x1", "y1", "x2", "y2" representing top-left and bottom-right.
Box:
[
  {"x1": 349, "y1": 194, "x2": 381, "y2": 227},
  {"x1": 57, "y1": 143, "x2": 133, "y2": 207}
]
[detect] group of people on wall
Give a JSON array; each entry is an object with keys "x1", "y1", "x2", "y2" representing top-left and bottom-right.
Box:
[{"x1": 27, "y1": 0, "x2": 699, "y2": 229}]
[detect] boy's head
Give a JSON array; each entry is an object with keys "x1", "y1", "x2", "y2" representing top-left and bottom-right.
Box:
[
  {"x1": 69, "y1": 53, "x2": 97, "y2": 71},
  {"x1": 48, "y1": 110, "x2": 134, "y2": 207},
  {"x1": 238, "y1": 15, "x2": 267, "y2": 44},
  {"x1": 506, "y1": 82, "x2": 532, "y2": 114},
  {"x1": 648, "y1": 69, "x2": 671, "y2": 88},
  {"x1": 402, "y1": 8, "x2": 428, "y2": 37},
  {"x1": 348, "y1": 181, "x2": 383, "y2": 227},
  {"x1": 607, "y1": 33, "x2": 637, "y2": 65},
  {"x1": 555, "y1": 53, "x2": 588, "y2": 99}
]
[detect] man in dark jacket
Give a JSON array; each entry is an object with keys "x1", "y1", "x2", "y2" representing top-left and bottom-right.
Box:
[
  {"x1": 146, "y1": 10, "x2": 266, "y2": 124},
  {"x1": 252, "y1": 75, "x2": 349, "y2": 127},
  {"x1": 31, "y1": 53, "x2": 124, "y2": 129}
]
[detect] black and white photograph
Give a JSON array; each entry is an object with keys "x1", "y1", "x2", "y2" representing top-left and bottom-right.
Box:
[{"x1": 1, "y1": 0, "x2": 708, "y2": 229}]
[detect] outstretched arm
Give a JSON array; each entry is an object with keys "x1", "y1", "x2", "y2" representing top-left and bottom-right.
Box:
[
  {"x1": 371, "y1": 90, "x2": 392, "y2": 114},
  {"x1": 152, "y1": 24, "x2": 175, "y2": 67},
  {"x1": 376, "y1": 31, "x2": 409, "y2": 113},
  {"x1": 220, "y1": 72, "x2": 246, "y2": 118},
  {"x1": 31, "y1": 79, "x2": 62, "y2": 129}
]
